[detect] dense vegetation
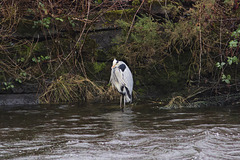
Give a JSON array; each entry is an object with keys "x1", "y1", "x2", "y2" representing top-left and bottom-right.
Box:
[{"x1": 0, "y1": 0, "x2": 240, "y2": 104}]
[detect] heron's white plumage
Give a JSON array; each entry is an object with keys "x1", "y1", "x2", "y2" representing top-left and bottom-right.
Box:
[{"x1": 110, "y1": 59, "x2": 133, "y2": 106}]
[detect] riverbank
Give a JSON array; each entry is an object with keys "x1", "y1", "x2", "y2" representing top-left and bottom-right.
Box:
[
  {"x1": 1, "y1": 1, "x2": 240, "y2": 106},
  {"x1": 1, "y1": 83, "x2": 240, "y2": 109}
]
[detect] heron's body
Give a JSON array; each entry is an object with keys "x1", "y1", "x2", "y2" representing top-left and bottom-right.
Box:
[{"x1": 110, "y1": 59, "x2": 133, "y2": 110}]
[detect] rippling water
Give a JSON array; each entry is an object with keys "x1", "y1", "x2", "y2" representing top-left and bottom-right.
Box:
[{"x1": 0, "y1": 103, "x2": 240, "y2": 159}]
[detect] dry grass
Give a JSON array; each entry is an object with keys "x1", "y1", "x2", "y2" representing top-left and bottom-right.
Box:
[
  {"x1": 165, "y1": 96, "x2": 187, "y2": 108},
  {"x1": 39, "y1": 74, "x2": 109, "y2": 103}
]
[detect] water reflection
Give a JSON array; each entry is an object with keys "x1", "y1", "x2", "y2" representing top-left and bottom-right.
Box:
[{"x1": 0, "y1": 104, "x2": 240, "y2": 159}]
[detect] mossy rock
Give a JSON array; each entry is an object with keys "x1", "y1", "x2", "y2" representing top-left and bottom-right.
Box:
[{"x1": 104, "y1": 9, "x2": 135, "y2": 23}]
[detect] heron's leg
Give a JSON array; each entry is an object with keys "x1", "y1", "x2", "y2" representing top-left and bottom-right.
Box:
[
  {"x1": 123, "y1": 96, "x2": 126, "y2": 107},
  {"x1": 120, "y1": 95, "x2": 122, "y2": 109},
  {"x1": 120, "y1": 95, "x2": 124, "y2": 112}
]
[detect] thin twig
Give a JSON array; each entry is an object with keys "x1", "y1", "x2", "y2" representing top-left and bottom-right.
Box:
[
  {"x1": 76, "y1": 0, "x2": 91, "y2": 78},
  {"x1": 185, "y1": 87, "x2": 211, "y2": 100},
  {"x1": 198, "y1": 6, "x2": 203, "y2": 86},
  {"x1": 125, "y1": 0, "x2": 144, "y2": 44},
  {"x1": 51, "y1": 1, "x2": 117, "y2": 77}
]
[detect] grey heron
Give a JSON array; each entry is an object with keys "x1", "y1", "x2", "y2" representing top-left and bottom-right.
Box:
[{"x1": 109, "y1": 59, "x2": 133, "y2": 110}]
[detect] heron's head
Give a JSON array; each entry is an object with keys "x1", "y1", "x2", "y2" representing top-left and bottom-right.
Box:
[{"x1": 111, "y1": 59, "x2": 118, "y2": 69}]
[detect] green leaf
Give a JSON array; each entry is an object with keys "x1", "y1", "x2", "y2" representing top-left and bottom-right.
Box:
[
  {"x1": 222, "y1": 74, "x2": 226, "y2": 79},
  {"x1": 45, "y1": 56, "x2": 50, "y2": 60},
  {"x1": 216, "y1": 62, "x2": 225, "y2": 69},
  {"x1": 39, "y1": 2, "x2": 45, "y2": 8},
  {"x1": 225, "y1": 79, "x2": 230, "y2": 84},
  {"x1": 229, "y1": 40, "x2": 238, "y2": 48},
  {"x1": 16, "y1": 78, "x2": 22, "y2": 83},
  {"x1": 227, "y1": 56, "x2": 239, "y2": 65},
  {"x1": 17, "y1": 57, "x2": 25, "y2": 62},
  {"x1": 227, "y1": 57, "x2": 233, "y2": 65},
  {"x1": 231, "y1": 31, "x2": 237, "y2": 37},
  {"x1": 56, "y1": 17, "x2": 64, "y2": 22},
  {"x1": 232, "y1": 56, "x2": 239, "y2": 64},
  {"x1": 71, "y1": 22, "x2": 75, "y2": 28},
  {"x1": 136, "y1": 80, "x2": 140, "y2": 86},
  {"x1": 222, "y1": 74, "x2": 231, "y2": 84}
]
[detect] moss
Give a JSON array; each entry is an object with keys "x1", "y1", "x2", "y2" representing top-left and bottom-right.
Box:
[
  {"x1": 14, "y1": 44, "x2": 31, "y2": 60},
  {"x1": 93, "y1": 62, "x2": 106, "y2": 73},
  {"x1": 16, "y1": 19, "x2": 40, "y2": 37},
  {"x1": 13, "y1": 41, "x2": 47, "y2": 64},
  {"x1": 104, "y1": 9, "x2": 135, "y2": 23},
  {"x1": 132, "y1": 0, "x2": 140, "y2": 6},
  {"x1": 82, "y1": 37, "x2": 98, "y2": 60}
]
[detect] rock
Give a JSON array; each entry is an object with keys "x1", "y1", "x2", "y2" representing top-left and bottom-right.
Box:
[{"x1": 0, "y1": 94, "x2": 39, "y2": 106}]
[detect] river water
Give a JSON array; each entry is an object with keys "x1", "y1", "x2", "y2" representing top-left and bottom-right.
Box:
[{"x1": 0, "y1": 103, "x2": 240, "y2": 160}]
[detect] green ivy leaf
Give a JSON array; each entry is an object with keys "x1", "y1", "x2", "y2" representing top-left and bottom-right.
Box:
[
  {"x1": 232, "y1": 56, "x2": 239, "y2": 64},
  {"x1": 222, "y1": 74, "x2": 226, "y2": 80},
  {"x1": 216, "y1": 62, "x2": 225, "y2": 69},
  {"x1": 227, "y1": 57, "x2": 233, "y2": 65},
  {"x1": 229, "y1": 40, "x2": 238, "y2": 48},
  {"x1": 225, "y1": 79, "x2": 230, "y2": 84},
  {"x1": 222, "y1": 74, "x2": 231, "y2": 84}
]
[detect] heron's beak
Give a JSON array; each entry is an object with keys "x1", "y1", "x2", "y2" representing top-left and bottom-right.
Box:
[{"x1": 111, "y1": 64, "x2": 116, "y2": 69}]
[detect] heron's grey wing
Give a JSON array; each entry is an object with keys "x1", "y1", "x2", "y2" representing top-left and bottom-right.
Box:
[
  {"x1": 113, "y1": 67, "x2": 125, "y2": 87},
  {"x1": 123, "y1": 66, "x2": 133, "y2": 92}
]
